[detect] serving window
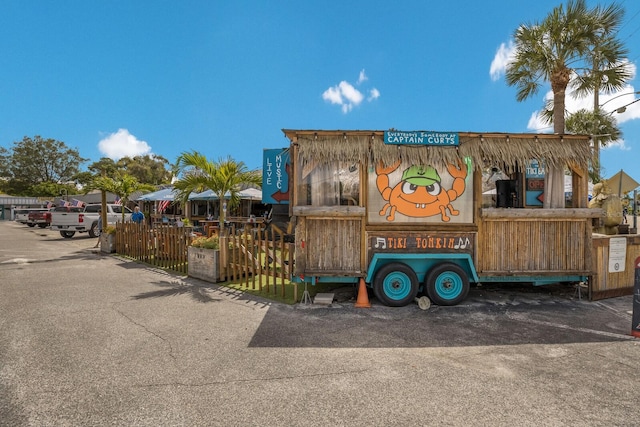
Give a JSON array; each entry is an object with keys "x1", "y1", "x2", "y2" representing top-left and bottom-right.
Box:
[{"x1": 295, "y1": 160, "x2": 360, "y2": 207}]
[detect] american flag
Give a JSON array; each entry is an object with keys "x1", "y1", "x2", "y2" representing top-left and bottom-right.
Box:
[
  {"x1": 114, "y1": 196, "x2": 121, "y2": 205},
  {"x1": 58, "y1": 199, "x2": 69, "y2": 207},
  {"x1": 72, "y1": 199, "x2": 84, "y2": 207},
  {"x1": 158, "y1": 200, "x2": 170, "y2": 212},
  {"x1": 46, "y1": 201, "x2": 53, "y2": 209}
]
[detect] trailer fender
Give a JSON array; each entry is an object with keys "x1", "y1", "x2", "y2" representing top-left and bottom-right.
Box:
[{"x1": 365, "y1": 253, "x2": 479, "y2": 286}]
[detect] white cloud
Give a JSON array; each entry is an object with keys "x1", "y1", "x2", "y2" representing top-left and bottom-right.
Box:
[
  {"x1": 98, "y1": 129, "x2": 151, "y2": 160},
  {"x1": 605, "y1": 139, "x2": 630, "y2": 151},
  {"x1": 322, "y1": 81, "x2": 364, "y2": 113},
  {"x1": 322, "y1": 70, "x2": 380, "y2": 114},
  {"x1": 322, "y1": 86, "x2": 343, "y2": 105},
  {"x1": 526, "y1": 82, "x2": 640, "y2": 134},
  {"x1": 339, "y1": 81, "x2": 364, "y2": 105},
  {"x1": 526, "y1": 110, "x2": 550, "y2": 133},
  {"x1": 358, "y1": 69, "x2": 368, "y2": 84},
  {"x1": 490, "y1": 41, "x2": 515, "y2": 81}
]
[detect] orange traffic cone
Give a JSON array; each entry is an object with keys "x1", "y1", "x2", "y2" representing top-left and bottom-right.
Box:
[{"x1": 354, "y1": 278, "x2": 371, "y2": 308}]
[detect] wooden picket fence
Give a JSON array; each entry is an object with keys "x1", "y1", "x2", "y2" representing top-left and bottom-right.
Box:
[
  {"x1": 113, "y1": 223, "x2": 193, "y2": 274},
  {"x1": 113, "y1": 223, "x2": 295, "y2": 298},
  {"x1": 225, "y1": 223, "x2": 295, "y2": 299}
]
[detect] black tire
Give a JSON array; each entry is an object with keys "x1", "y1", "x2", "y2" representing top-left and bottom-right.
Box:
[
  {"x1": 89, "y1": 221, "x2": 101, "y2": 238},
  {"x1": 373, "y1": 262, "x2": 419, "y2": 307},
  {"x1": 27, "y1": 223, "x2": 36, "y2": 228},
  {"x1": 38, "y1": 224, "x2": 47, "y2": 228},
  {"x1": 424, "y1": 262, "x2": 470, "y2": 306},
  {"x1": 60, "y1": 230, "x2": 75, "y2": 238}
]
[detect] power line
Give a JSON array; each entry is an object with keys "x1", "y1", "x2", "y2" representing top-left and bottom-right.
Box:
[{"x1": 617, "y1": 0, "x2": 640, "y2": 70}]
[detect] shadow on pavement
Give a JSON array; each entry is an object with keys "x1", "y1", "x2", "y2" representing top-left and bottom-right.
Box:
[
  {"x1": 247, "y1": 284, "x2": 635, "y2": 348},
  {"x1": 109, "y1": 255, "x2": 636, "y2": 349},
  {"x1": 132, "y1": 277, "x2": 224, "y2": 304}
]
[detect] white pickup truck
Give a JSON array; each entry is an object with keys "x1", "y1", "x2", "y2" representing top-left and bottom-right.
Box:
[{"x1": 50, "y1": 203, "x2": 132, "y2": 238}]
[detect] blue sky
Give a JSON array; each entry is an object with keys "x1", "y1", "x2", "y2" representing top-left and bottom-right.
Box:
[{"x1": 1, "y1": 0, "x2": 640, "y2": 182}]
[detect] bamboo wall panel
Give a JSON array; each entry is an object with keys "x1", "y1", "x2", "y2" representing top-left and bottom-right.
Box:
[
  {"x1": 297, "y1": 217, "x2": 362, "y2": 274},
  {"x1": 478, "y1": 218, "x2": 591, "y2": 275},
  {"x1": 591, "y1": 234, "x2": 640, "y2": 300}
]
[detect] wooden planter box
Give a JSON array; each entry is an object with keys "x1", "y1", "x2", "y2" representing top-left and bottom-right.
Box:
[
  {"x1": 188, "y1": 246, "x2": 220, "y2": 283},
  {"x1": 100, "y1": 234, "x2": 116, "y2": 253}
]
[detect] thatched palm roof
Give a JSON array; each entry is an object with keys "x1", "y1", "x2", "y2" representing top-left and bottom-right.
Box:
[{"x1": 282, "y1": 130, "x2": 592, "y2": 173}]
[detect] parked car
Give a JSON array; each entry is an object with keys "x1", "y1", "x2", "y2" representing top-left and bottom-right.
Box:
[
  {"x1": 27, "y1": 210, "x2": 52, "y2": 228},
  {"x1": 14, "y1": 208, "x2": 47, "y2": 226},
  {"x1": 50, "y1": 203, "x2": 132, "y2": 238},
  {"x1": 23, "y1": 206, "x2": 82, "y2": 229}
]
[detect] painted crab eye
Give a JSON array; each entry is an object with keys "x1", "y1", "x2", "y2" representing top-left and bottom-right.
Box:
[
  {"x1": 402, "y1": 181, "x2": 418, "y2": 194},
  {"x1": 426, "y1": 182, "x2": 441, "y2": 196}
]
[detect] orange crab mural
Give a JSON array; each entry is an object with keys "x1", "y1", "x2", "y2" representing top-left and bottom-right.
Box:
[{"x1": 375, "y1": 159, "x2": 468, "y2": 222}]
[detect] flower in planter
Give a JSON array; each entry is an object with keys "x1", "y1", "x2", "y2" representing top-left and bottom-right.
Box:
[
  {"x1": 104, "y1": 225, "x2": 117, "y2": 235},
  {"x1": 190, "y1": 235, "x2": 219, "y2": 250}
]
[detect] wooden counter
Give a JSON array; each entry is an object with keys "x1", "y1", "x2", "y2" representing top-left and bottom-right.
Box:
[{"x1": 477, "y1": 208, "x2": 604, "y2": 277}]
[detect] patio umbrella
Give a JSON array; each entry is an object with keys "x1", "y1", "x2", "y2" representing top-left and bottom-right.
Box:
[
  {"x1": 189, "y1": 189, "x2": 222, "y2": 200},
  {"x1": 136, "y1": 187, "x2": 178, "y2": 201},
  {"x1": 237, "y1": 188, "x2": 262, "y2": 201},
  {"x1": 189, "y1": 189, "x2": 262, "y2": 201},
  {"x1": 605, "y1": 169, "x2": 639, "y2": 196}
]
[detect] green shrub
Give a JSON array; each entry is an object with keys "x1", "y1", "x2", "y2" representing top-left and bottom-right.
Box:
[{"x1": 190, "y1": 235, "x2": 219, "y2": 249}]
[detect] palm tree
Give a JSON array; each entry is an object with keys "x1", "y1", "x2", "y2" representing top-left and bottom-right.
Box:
[
  {"x1": 566, "y1": 109, "x2": 622, "y2": 182},
  {"x1": 173, "y1": 152, "x2": 262, "y2": 231},
  {"x1": 505, "y1": 0, "x2": 626, "y2": 208},
  {"x1": 92, "y1": 174, "x2": 155, "y2": 223},
  {"x1": 572, "y1": 6, "x2": 630, "y2": 179}
]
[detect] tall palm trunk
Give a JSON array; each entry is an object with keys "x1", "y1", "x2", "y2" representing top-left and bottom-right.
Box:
[
  {"x1": 545, "y1": 72, "x2": 570, "y2": 208},
  {"x1": 592, "y1": 80, "x2": 601, "y2": 179}
]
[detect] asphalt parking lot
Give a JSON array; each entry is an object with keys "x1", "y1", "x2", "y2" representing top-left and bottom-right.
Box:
[{"x1": 1, "y1": 220, "x2": 639, "y2": 426}]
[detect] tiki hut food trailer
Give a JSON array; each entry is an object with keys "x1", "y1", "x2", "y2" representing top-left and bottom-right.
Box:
[{"x1": 280, "y1": 130, "x2": 600, "y2": 307}]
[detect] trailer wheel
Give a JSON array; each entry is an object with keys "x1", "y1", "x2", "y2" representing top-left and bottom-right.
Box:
[
  {"x1": 89, "y1": 221, "x2": 100, "y2": 238},
  {"x1": 425, "y1": 262, "x2": 469, "y2": 306},
  {"x1": 373, "y1": 263, "x2": 419, "y2": 307},
  {"x1": 37, "y1": 224, "x2": 47, "y2": 228},
  {"x1": 60, "y1": 230, "x2": 75, "y2": 238},
  {"x1": 27, "y1": 223, "x2": 36, "y2": 228}
]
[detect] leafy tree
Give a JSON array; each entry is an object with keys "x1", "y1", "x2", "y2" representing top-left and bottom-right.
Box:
[
  {"x1": 92, "y1": 174, "x2": 155, "y2": 223},
  {"x1": 6, "y1": 136, "x2": 87, "y2": 190},
  {"x1": 116, "y1": 154, "x2": 173, "y2": 185},
  {"x1": 88, "y1": 158, "x2": 120, "y2": 177},
  {"x1": 173, "y1": 152, "x2": 261, "y2": 231},
  {"x1": 87, "y1": 155, "x2": 172, "y2": 186},
  {"x1": 565, "y1": 109, "x2": 621, "y2": 181},
  {"x1": 72, "y1": 171, "x2": 97, "y2": 189},
  {"x1": 0, "y1": 146, "x2": 9, "y2": 179},
  {"x1": 28, "y1": 182, "x2": 76, "y2": 198},
  {"x1": 505, "y1": 0, "x2": 626, "y2": 207}
]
